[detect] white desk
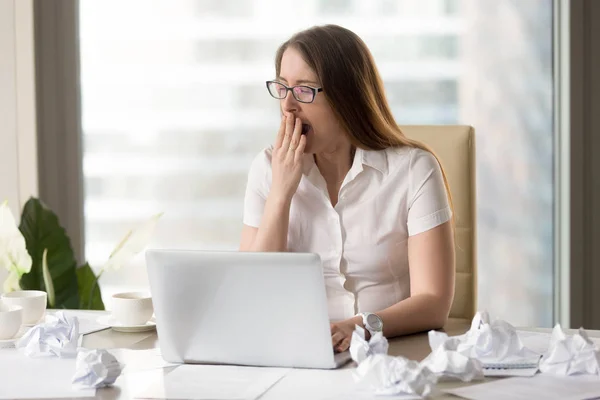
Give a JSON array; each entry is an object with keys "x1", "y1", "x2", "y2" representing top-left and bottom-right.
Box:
[{"x1": 33, "y1": 315, "x2": 600, "y2": 399}]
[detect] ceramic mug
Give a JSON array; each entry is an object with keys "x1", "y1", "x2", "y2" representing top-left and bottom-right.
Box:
[
  {"x1": 1, "y1": 290, "x2": 47, "y2": 325},
  {"x1": 111, "y1": 292, "x2": 153, "y2": 326},
  {"x1": 0, "y1": 303, "x2": 23, "y2": 339}
]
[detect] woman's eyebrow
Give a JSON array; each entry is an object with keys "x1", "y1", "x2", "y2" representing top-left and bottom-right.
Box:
[{"x1": 277, "y1": 76, "x2": 320, "y2": 86}]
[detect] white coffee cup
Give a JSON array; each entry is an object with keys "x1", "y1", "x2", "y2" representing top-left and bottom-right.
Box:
[
  {"x1": 111, "y1": 292, "x2": 153, "y2": 326},
  {"x1": 1, "y1": 290, "x2": 47, "y2": 325},
  {"x1": 0, "y1": 303, "x2": 23, "y2": 340}
]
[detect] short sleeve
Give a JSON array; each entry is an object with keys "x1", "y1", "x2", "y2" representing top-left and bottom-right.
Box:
[
  {"x1": 407, "y1": 149, "x2": 452, "y2": 236},
  {"x1": 242, "y1": 148, "x2": 272, "y2": 227}
]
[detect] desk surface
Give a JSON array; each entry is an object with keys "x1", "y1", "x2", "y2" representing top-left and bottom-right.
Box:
[
  {"x1": 81, "y1": 317, "x2": 472, "y2": 361},
  {"x1": 75, "y1": 316, "x2": 598, "y2": 400}
]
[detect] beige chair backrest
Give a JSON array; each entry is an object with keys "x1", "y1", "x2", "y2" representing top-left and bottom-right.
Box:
[{"x1": 401, "y1": 125, "x2": 477, "y2": 320}]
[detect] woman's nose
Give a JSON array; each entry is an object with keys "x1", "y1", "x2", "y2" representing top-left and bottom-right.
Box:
[{"x1": 281, "y1": 91, "x2": 299, "y2": 113}]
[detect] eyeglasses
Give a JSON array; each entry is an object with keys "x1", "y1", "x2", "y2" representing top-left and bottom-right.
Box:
[{"x1": 266, "y1": 80, "x2": 323, "y2": 103}]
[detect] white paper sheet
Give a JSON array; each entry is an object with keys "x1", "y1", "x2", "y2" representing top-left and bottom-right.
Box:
[
  {"x1": 0, "y1": 348, "x2": 95, "y2": 399},
  {"x1": 110, "y1": 347, "x2": 176, "y2": 374},
  {"x1": 17, "y1": 311, "x2": 79, "y2": 358},
  {"x1": 258, "y1": 368, "x2": 421, "y2": 400},
  {"x1": 135, "y1": 364, "x2": 290, "y2": 400},
  {"x1": 349, "y1": 326, "x2": 389, "y2": 364},
  {"x1": 481, "y1": 354, "x2": 540, "y2": 377},
  {"x1": 72, "y1": 348, "x2": 122, "y2": 389},
  {"x1": 50, "y1": 311, "x2": 110, "y2": 335},
  {"x1": 538, "y1": 325, "x2": 600, "y2": 376},
  {"x1": 0, "y1": 312, "x2": 108, "y2": 350},
  {"x1": 518, "y1": 330, "x2": 600, "y2": 355},
  {"x1": 444, "y1": 374, "x2": 600, "y2": 400},
  {"x1": 482, "y1": 367, "x2": 538, "y2": 377},
  {"x1": 517, "y1": 331, "x2": 554, "y2": 354}
]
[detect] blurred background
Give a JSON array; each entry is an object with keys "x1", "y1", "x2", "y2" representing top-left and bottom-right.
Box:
[{"x1": 78, "y1": 0, "x2": 554, "y2": 326}]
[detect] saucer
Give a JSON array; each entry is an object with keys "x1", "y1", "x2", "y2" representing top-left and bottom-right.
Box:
[
  {"x1": 0, "y1": 336, "x2": 21, "y2": 349},
  {"x1": 97, "y1": 315, "x2": 156, "y2": 333},
  {"x1": 0, "y1": 327, "x2": 31, "y2": 349}
]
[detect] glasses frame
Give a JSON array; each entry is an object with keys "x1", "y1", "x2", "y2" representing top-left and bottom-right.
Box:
[{"x1": 265, "y1": 80, "x2": 323, "y2": 104}]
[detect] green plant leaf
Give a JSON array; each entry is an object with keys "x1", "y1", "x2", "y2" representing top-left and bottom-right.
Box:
[
  {"x1": 76, "y1": 263, "x2": 105, "y2": 310},
  {"x1": 41, "y1": 248, "x2": 55, "y2": 307},
  {"x1": 18, "y1": 197, "x2": 79, "y2": 309}
]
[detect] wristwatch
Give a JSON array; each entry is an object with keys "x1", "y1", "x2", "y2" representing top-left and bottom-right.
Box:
[{"x1": 359, "y1": 312, "x2": 383, "y2": 336}]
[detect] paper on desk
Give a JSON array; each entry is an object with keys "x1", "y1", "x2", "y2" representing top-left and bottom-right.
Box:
[
  {"x1": 429, "y1": 311, "x2": 541, "y2": 376},
  {"x1": 348, "y1": 325, "x2": 436, "y2": 397},
  {"x1": 72, "y1": 348, "x2": 123, "y2": 389},
  {"x1": 422, "y1": 331, "x2": 484, "y2": 381},
  {"x1": 517, "y1": 330, "x2": 555, "y2": 354},
  {"x1": 424, "y1": 312, "x2": 545, "y2": 378},
  {"x1": 349, "y1": 325, "x2": 389, "y2": 364},
  {"x1": 1, "y1": 312, "x2": 107, "y2": 351},
  {"x1": 482, "y1": 367, "x2": 538, "y2": 377},
  {"x1": 16, "y1": 311, "x2": 79, "y2": 358},
  {"x1": 539, "y1": 324, "x2": 600, "y2": 376},
  {"x1": 447, "y1": 311, "x2": 539, "y2": 363},
  {"x1": 110, "y1": 347, "x2": 176, "y2": 374},
  {"x1": 50, "y1": 310, "x2": 110, "y2": 335},
  {"x1": 0, "y1": 348, "x2": 95, "y2": 399},
  {"x1": 257, "y1": 368, "x2": 421, "y2": 400},
  {"x1": 518, "y1": 329, "x2": 600, "y2": 355},
  {"x1": 443, "y1": 374, "x2": 600, "y2": 400},
  {"x1": 135, "y1": 364, "x2": 290, "y2": 400},
  {"x1": 353, "y1": 353, "x2": 437, "y2": 397}
]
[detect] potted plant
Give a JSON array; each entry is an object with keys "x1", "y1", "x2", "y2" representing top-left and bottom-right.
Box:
[{"x1": 0, "y1": 198, "x2": 161, "y2": 310}]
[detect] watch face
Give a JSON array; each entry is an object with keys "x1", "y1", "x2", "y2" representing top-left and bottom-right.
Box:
[{"x1": 367, "y1": 314, "x2": 383, "y2": 331}]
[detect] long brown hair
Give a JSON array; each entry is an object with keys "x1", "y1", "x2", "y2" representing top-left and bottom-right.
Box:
[{"x1": 275, "y1": 24, "x2": 454, "y2": 217}]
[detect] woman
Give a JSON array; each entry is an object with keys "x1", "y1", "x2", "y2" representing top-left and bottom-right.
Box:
[{"x1": 240, "y1": 25, "x2": 455, "y2": 353}]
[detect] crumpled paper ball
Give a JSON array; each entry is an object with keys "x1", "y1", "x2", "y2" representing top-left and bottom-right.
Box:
[
  {"x1": 354, "y1": 353, "x2": 437, "y2": 397},
  {"x1": 16, "y1": 311, "x2": 79, "y2": 358},
  {"x1": 350, "y1": 311, "x2": 545, "y2": 397},
  {"x1": 430, "y1": 311, "x2": 540, "y2": 365},
  {"x1": 422, "y1": 331, "x2": 484, "y2": 381},
  {"x1": 349, "y1": 325, "x2": 436, "y2": 397},
  {"x1": 349, "y1": 325, "x2": 389, "y2": 364},
  {"x1": 539, "y1": 324, "x2": 600, "y2": 376},
  {"x1": 72, "y1": 349, "x2": 123, "y2": 389}
]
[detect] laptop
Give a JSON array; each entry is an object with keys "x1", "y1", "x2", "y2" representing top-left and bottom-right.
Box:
[{"x1": 145, "y1": 249, "x2": 352, "y2": 369}]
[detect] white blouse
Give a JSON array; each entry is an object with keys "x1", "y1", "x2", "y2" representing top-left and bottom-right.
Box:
[{"x1": 243, "y1": 145, "x2": 452, "y2": 322}]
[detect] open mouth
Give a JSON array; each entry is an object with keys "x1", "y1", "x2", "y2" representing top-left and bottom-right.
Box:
[{"x1": 301, "y1": 123, "x2": 311, "y2": 135}]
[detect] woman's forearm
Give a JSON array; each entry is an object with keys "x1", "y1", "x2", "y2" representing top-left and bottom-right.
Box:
[
  {"x1": 377, "y1": 294, "x2": 451, "y2": 337},
  {"x1": 249, "y1": 195, "x2": 292, "y2": 252}
]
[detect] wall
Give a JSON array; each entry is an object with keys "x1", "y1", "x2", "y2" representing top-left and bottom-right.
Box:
[
  {"x1": 0, "y1": 0, "x2": 38, "y2": 292},
  {"x1": 34, "y1": 0, "x2": 85, "y2": 264},
  {"x1": 570, "y1": 0, "x2": 600, "y2": 329}
]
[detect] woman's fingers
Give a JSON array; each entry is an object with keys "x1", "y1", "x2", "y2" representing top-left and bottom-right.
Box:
[
  {"x1": 331, "y1": 325, "x2": 347, "y2": 349},
  {"x1": 287, "y1": 117, "x2": 302, "y2": 155},
  {"x1": 294, "y1": 134, "x2": 306, "y2": 163},
  {"x1": 274, "y1": 115, "x2": 286, "y2": 150},
  {"x1": 332, "y1": 331, "x2": 344, "y2": 347},
  {"x1": 337, "y1": 337, "x2": 351, "y2": 352},
  {"x1": 269, "y1": 113, "x2": 305, "y2": 201},
  {"x1": 280, "y1": 114, "x2": 295, "y2": 152},
  {"x1": 331, "y1": 322, "x2": 353, "y2": 353}
]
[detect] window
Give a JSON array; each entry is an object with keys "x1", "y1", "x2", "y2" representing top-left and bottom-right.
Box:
[{"x1": 79, "y1": 0, "x2": 554, "y2": 326}]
